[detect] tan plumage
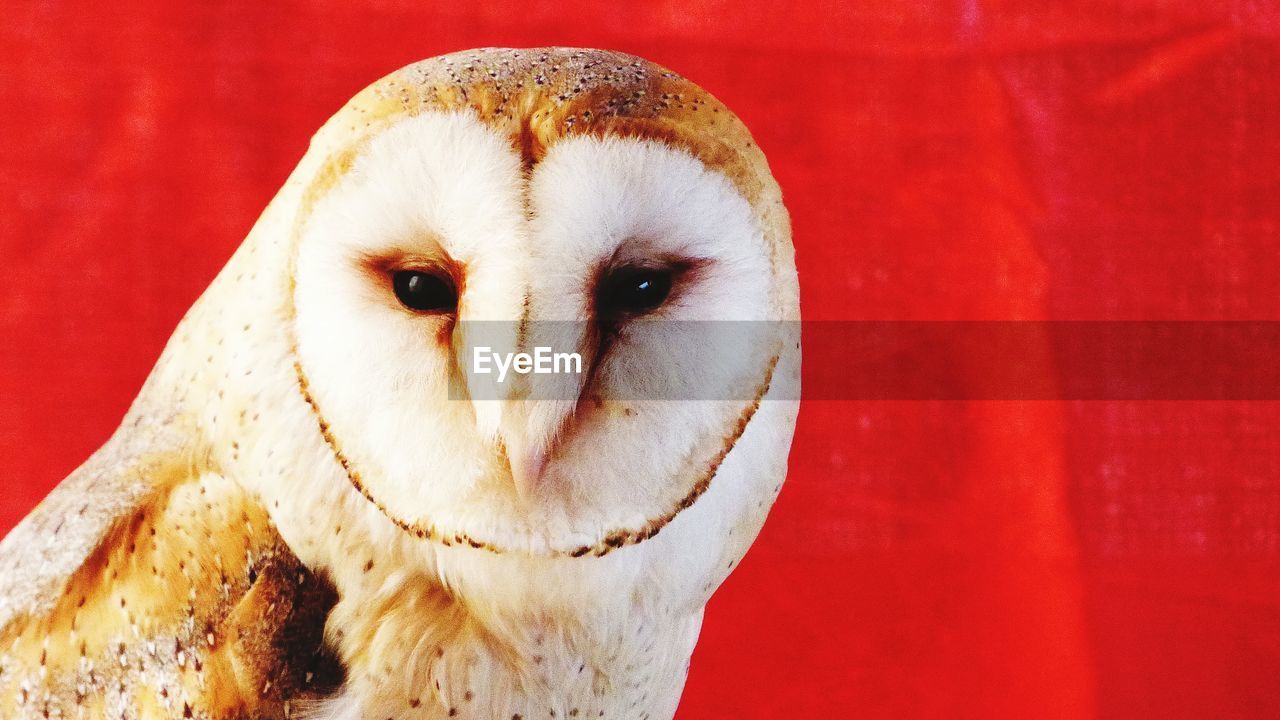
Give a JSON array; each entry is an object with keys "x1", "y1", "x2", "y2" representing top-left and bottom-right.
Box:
[
  {"x1": 0, "y1": 420, "x2": 343, "y2": 718},
  {"x1": 0, "y1": 48, "x2": 798, "y2": 719}
]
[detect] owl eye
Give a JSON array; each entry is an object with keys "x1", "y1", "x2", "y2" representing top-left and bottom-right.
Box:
[
  {"x1": 597, "y1": 266, "x2": 673, "y2": 316},
  {"x1": 392, "y1": 269, "x2": 457, "y2": 314}
]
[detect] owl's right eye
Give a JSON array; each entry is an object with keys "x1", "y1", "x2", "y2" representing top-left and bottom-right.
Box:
[
  {"x1": 596, "y1": 266, "x2": 674, "y2": 317},
  {"x1": 392, "y1": 269, "x2": 458, "y2": 314}
]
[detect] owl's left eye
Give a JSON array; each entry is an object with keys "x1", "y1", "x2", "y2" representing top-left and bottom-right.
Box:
[{"x1": 392, "y1": 270, "x2": 457, "y2": 314}]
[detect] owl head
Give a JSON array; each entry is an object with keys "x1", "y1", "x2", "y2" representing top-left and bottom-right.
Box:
[{"x1": 179, "y1": 48, "x2": 798, "y2": 563}]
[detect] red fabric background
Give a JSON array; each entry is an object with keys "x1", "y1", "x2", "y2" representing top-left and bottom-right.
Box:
[{"x1": 3, "y1": 2, "x2": 1279, "y2": 717}]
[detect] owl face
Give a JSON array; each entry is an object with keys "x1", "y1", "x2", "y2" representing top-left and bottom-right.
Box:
[{"x1": 284, "y1": 51, "x2": 794, "y2": 558}]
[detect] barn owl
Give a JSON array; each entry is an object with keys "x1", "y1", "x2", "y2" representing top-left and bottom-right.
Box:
[{"x1": 0, "y1": 47, "x2": 799, "y2": 719}]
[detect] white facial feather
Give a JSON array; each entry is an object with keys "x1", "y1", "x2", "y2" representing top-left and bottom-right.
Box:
[{"x1": 292, "y1": 111, "x2": 786, "y2": 557}]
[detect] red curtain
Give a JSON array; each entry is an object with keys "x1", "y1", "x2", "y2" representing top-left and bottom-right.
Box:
[{"x1": 2, "y1": 2, "x2": 1278, "y2": 717}]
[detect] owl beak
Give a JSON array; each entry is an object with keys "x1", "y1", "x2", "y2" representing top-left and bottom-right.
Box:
[{"x1": 505, "y1": 438, "x2": 548, "y2": 503}]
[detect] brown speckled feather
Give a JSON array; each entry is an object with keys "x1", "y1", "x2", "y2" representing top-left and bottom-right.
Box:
[
  {"x1": 0, "y1": 413, "x2": 342, "y2": 719},
  {"x1": 0, "y1": 418, "x2": 183, "y2": 637}
]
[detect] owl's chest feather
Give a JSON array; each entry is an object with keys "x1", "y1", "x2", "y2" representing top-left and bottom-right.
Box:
[{"x1": 312, "y1": 557, "x2": 701, "y2": 720}]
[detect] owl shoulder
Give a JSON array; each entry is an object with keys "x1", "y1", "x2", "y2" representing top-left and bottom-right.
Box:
[{"x1": 0, "y1": 417, "x2": 343, "y2": 717}]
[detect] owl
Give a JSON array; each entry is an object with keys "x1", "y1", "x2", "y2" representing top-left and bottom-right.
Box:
[{"x1": 0, "y1": 48, "x2": 799, "y2": 719}]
